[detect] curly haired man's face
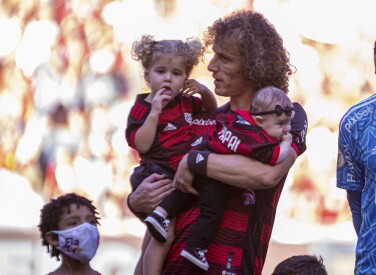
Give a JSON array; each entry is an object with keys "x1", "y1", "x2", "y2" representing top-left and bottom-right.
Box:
[
  {"x1": 58, "y1": 203, "x2": 97, "y2": 230},
  {"x1": 207, "y1": 39, "x2": 253, "y2": 104}
]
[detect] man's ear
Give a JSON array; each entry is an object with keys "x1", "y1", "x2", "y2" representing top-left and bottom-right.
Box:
[
  {"x1": 144, "y1": 71, "x2": 150, "y2": 83},
  {"x1": 254, "y1": 116, "x2": 264, "y2": 127},
  {"x1": 45, "y1": 232, "x2": 59, "y2": 247}
]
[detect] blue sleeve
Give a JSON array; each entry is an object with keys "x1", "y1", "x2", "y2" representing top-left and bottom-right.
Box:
[{"x1": 346, "y1": 190, "x2": 362, "y2": 235}]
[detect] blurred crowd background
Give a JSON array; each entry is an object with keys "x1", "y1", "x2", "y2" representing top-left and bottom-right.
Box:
[{"x1": 0, "y1": 0, "x2": 376, "y2": 274}]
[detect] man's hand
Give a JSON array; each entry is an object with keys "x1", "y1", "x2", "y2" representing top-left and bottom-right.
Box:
[
  {"x1": 128, "y1": 173, "x2": 174, "y2": 214},
  {"x1": 173, "y1": 154, "x2": 198, "y2": 195}
]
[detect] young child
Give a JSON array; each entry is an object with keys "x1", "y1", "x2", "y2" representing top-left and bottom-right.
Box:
[
  {"x1": 179, "y1": 86, "x2": 296, "y2": 270},
  {"x1": 125, "y1": 35, "x2": 217, "y2": 275},
  {"x1": 38, "y1": 192, "x2": 101, "y2": 275}
]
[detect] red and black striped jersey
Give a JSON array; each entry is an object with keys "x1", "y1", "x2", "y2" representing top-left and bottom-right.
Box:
[
  {"x1": 126, "y1": 93, "x2": 202, "y2": 173},
  {"x1": 162, "y1": 102, "x2": 307, "y2": 275},
  {"x1": 203, "y1": 110, "x2": 286, "y2": 165}
]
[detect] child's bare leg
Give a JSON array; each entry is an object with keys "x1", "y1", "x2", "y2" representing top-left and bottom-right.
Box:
[
  {"x1": 143, "y1": 217, "x2": 176, "y2": 275},
  {"x1": 134, "y1": 229, "x2": 152, "y2": 275}
]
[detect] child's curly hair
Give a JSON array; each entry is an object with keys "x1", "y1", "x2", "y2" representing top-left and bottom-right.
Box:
[
  {"x1": 204, "y1": 9, "x2": 294, "y2": 93},
  {"x1": 131, "y1": 35, "x2": 205, "y2": 76},
  {"x1": 38, "y1": 193, "x2": 100, "y2": 261}
]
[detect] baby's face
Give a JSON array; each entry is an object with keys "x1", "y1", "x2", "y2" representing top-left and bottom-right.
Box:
[{"x1": 259, "y1": 111, "x2": 295, "y2": 140}]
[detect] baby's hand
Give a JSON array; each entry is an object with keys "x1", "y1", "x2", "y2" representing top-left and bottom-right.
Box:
[
  {"x1": 151, "y1": 88, "x2": 171, "y2": 114},
  {"x1": 181, "y1": 79, "x2": 210, "y2": 97},
  {"x1": 281, "y1": 132, "x2": 292, "y2": 143}
]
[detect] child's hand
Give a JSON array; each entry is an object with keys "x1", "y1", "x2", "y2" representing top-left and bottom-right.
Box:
[
  {"x1": 181, "y1": 79, "x2": 210, "y2": 97},
  {"x1": 151, "y1": 88, "x2": 172, "y2": 114},
  {"x1": 281, "y1": 132, "x2": 292, "y2": 143}
]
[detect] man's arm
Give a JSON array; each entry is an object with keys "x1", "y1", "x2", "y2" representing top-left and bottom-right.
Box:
[
  {"x1": 207, "y1": 148, "x2": 296, "y2": 189},
  {"x1": 346, "y1": 190, "x2": 362, "y2": 235},
  {"x1": 173, "y1": 148, "x2": 297, "y2": 193}
]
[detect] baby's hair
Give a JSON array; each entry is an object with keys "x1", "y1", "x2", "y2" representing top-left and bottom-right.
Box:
[
  {"x1": 131, "y1": 35, "x2": 205, "y2": 76},
  {"x1": 38, "y1": 192, "x2": 100, "y2": 261},
  {"x1": 251, "y1": 86, "x2": 291, "y2": 114}
]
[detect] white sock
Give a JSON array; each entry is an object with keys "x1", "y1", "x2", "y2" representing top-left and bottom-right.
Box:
[{"x1": 154, "y1": 210, "x2": 167, "y2": 219}]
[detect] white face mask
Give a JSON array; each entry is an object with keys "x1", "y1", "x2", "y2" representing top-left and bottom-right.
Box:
[{"x1": 49, "y1": 222, "x2": 99, "y2": 263}]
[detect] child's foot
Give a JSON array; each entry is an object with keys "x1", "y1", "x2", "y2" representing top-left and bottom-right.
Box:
[
  {"x1": 144, "y1": 212, "x2": 169, "y2": 242},
  {"x1": 180, "y1": 247, "x2": 209, "y2": 271}
]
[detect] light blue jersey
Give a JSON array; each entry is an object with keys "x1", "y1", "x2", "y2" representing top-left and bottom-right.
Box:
[{"x1": 337, "y1": 94, "x2": 376, "y2": 274}]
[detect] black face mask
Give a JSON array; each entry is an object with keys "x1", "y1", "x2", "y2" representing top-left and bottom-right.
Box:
[{"x1": 251, "y1": 104, "x2": 295, "y2": 116}]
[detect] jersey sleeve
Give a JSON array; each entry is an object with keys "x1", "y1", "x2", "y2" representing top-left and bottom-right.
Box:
[
  {"x1": 336, "y1": 117, "x2": 364, "y2": 191},
  {"x1": 250, "y1": 144, "x2": 280, "y2": 165},
  {"x1": 290, "y1": 102, "x2": 308, "y2": 156},
  {"x1": 125, "y1": 102, "x2": 149, "y2": 149}
]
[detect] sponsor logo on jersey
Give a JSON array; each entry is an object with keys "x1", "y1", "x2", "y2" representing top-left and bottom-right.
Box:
[
  {"x1": 218, "y1": 125, "x2": 241, "y2": 153},
  {"x1": 341, "y1": 144, "x2": 356, "y2": 183},
  {"x1": 191, "y1": 136, "x2": 203, "y2": 147},
  {"x1": 164, "y1": 123, "x2": 177, "y2": 131},
  {"x1": 235, "y1": 116, "x2": 251, "y2": 125},
  {"x1": 184, "y1": 113, "x2": 216, "y2": 126},
  {"x1": 184, "y1": 113, "x2": 193, "y2": 124},
  {"x1": 344, "y1": 106, "x2": 373, "y2": 133}
]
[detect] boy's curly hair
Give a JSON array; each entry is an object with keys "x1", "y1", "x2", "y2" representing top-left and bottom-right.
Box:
[
  {"x1": 38, "y1": 193, "x2": 100, "y2": 260},
  {"x1": 204, "y1": 9, "x2": 295, "y2": 93},
  {"x1": 272, "y1": 254, "x2": 328, "y2": 275},
  {"x1": 131, "y1": 35, "x2": 205, "y2": 77}
]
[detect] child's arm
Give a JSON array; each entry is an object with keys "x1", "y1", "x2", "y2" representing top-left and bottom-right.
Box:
[
  {"x1": 181, "y1": 79, "x2": 217, "y2": 111},
  {"x1": 276, "y1": 132, "x2": 292, "y2": 164},
  {"x1": 134, "y1": 89, "x2": 171, "y2": 153}
]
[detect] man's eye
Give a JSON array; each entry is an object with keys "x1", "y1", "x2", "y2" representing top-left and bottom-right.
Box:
[{"x1": 220, "y1": 55, "x2": 229, "y2": 61}]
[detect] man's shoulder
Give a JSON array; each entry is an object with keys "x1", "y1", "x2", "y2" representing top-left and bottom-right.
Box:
[{"x1": 339, "y1": 94, "x2": 376, "y2": 131}]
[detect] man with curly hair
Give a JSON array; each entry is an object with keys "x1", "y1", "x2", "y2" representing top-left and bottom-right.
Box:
[
  {"x1": 128, "y1": 9, "x2": 308, "y2": 275},
  {"x1": 38, "y1": 192, "x2": 101, "y2": 275}
]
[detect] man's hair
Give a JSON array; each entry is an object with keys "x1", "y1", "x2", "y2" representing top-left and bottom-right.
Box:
[
  {"x1": 204, "y1": 9, "x2": 294, "y2": 93},
  {"x1": 272, "y1": 254, "x2": 328, "y2": 275},
  {"x1": 38, "y1": 192, "x2": 100, "y2": 260}
]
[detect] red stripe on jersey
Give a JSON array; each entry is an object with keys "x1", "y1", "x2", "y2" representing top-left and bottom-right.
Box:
[
  {"x1": 206, "y1": 243, "x2": 244, "y2": 266},
  {"x1": 269, "y1": 145, "x2": 280, "y2": 165},
  {"x1": 219, "y1": 209, "x2": 249, "y2": 230},
  {"x1": 131, "y1": 103, "x2": 147, "y2": 120},
  {"x1": 175, "y1": 207, "x2": 200, "y2": 229},
  {"x1": 291, "y1": 142, "x2": 299, "y2": 155},
  {"x1": 129, "y1": 130, "x2": 136, "y2": 148}
]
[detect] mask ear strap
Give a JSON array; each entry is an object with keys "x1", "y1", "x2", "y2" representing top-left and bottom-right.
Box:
[{"x1": 45, "y1": 232, "x2": 59, "y2": 247}]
